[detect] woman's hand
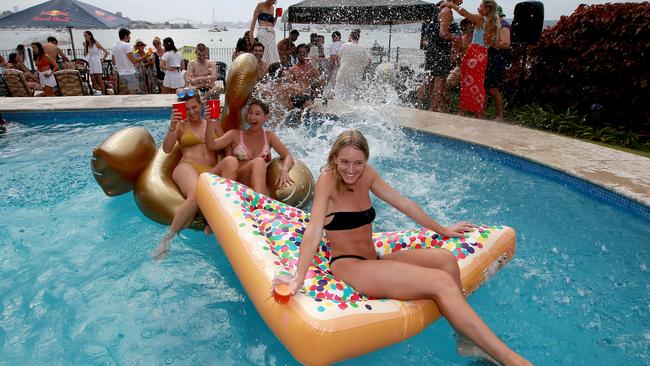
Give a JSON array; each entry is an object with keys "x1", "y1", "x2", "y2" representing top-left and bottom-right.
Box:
[
  {"x1": 169, "y1": 109, "x2": 183, "y2": 131},
  {"x1": 276, "y1": 169, "x2": 294, "y2": 188},
  {"x1": 288, "y1": 275, "x2": 304, "y2": 295},
  {"x1": 441, "y1": 222, "x2": 474, "y2": 238}
]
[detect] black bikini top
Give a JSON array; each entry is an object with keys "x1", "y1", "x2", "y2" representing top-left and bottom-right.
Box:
[
  {"x1": 323, "y1": 207, "x2": 376, "y2": 231},
  {"x1": 258, "y1": 12, "x2": 275, "y2": 23}
]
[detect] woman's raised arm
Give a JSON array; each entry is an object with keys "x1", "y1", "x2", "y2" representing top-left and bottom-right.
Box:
[
  {"x1": 205, "y1": 120, "x2": 235, "y2": 152},
  {"x1": 369, "y1": 165, "x2": 473, "y2": 238}
]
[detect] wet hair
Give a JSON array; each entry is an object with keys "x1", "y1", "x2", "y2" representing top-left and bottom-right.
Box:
[
  {"x1": 249, "y1": 98, "x2": 270, "y2": 115},
  {"x1": 267, "y1": 62, "x2": 283, "y2": 78},
  {"x1": 325, "y1": 130, "x2": 370, "y2": 193},
  {"x1": 332, "y1": 31, "x2": 341, "y2": 39},
  {"x1": 350, "y1": 29, "x2": 361, "y2": 41},
  {"x1": 163, "y1": 37, "x2": 177, "y2": 52},
  {"x1": 8, "y1": 52, "x2": 18, "y2": 64},
  {"x1": 47, "y1": 36, "x2": 57, "y2": 43},
  {"x1": 252, "y1": 42, "x2": 265, "y2": 51},
  {"x1": 481, "y1": 0, "x2": 500, "y2": 47},
  {"x1": 84, "y1": 31, "x2": 97, "y2": 47},
  {"x1": 31, "y1": 42, "x2": 45, "y2": 61},
  {"x1": 16, "y1": 44, "x2": 25, "y2": 54},
  {"x1": 310, "y1": 33, "x2": 318, "y2": 42},
  {"x1": 118, "y1": 28, "x2": 130, "y2": 40},
  {"x1": 290, "y1": 29, "x2": 300, "y2": 36}
]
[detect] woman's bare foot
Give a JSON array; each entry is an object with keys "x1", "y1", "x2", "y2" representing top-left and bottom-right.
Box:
[
  {"x1": 456, "y1": 333, "x2": 499, "y2": 365},
  {"x1": 153, "y1": 231, "x2": 174, "y2": 260}
]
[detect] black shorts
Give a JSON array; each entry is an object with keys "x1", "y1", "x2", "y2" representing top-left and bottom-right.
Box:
[
  {"x1": 424, "y1": 41, "x2": 453, "y2": 77},
  {"x1": 484, "y1": 48, "x2": 512, "y2": 89}
]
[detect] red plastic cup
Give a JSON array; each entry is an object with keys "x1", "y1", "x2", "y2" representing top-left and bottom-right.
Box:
[
  {"x1": 273, "y1": 267, "x2": 295, "y2": 304},
  {"x1": 207, "y1": 99, "x2": 221, "y2": 119},
  {"x1": 172, "y1": 101, "x2": 187, "y2": 119},
  {"x1": 276, "y1": 7, "x2": 283, "y2": 17}
]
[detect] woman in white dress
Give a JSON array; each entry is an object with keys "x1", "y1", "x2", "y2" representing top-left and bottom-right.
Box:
[
  {"x1": 160, "y1": 37, "x2": 185, "y2": 94},
  {"x1": 83, "y1": 31, "x2": 109, "y2": 94}
]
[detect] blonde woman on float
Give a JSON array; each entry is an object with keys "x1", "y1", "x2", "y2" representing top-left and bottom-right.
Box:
[{"x1": 289, "y1": 130, "x2": 532, "y2": 366}]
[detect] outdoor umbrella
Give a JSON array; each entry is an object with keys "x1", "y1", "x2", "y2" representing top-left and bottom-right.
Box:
[
  {"x1": 285, "y1": 0, "x2": 438, "y2": 58},
  {"x1": 0, "y1": 0, "x2": 128, "y2": 59}
]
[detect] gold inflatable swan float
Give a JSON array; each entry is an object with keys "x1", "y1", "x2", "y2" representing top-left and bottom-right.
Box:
[{"x1": 91, "y1": 54, "x2": 314, "y2": 227}]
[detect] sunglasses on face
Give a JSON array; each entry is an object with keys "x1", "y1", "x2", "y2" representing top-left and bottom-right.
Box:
[{"x1": 176, "y1": 87, "x2": 196, "y2": 98}]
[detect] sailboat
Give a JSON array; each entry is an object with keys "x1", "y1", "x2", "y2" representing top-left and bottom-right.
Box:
[{"x1": 208, "y1": 5, "x2": 217, "y2": 32}]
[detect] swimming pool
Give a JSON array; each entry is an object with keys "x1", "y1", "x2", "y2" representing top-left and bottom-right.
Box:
[{"x1": 1, "y1": 109, "x2": 648, "y2": 365}]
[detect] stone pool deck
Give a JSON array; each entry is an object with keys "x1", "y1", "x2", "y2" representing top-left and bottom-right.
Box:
[{"x1": 1, "y1": 95, "x2": 649, "y2": 207}]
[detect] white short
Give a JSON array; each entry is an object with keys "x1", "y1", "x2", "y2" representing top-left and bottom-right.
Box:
[{"x1": 38, "y1": 70, "x2": 57, "y2": 88}]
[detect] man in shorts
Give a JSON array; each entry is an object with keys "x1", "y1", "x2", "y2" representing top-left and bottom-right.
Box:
[{"x1": 111, "y1": 28, "x2": 144, "y2": 94}]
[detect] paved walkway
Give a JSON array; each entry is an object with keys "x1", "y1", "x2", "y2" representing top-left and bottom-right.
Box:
[{"x1": 1, "y1": 95, "x2": 649, "y2": 206}]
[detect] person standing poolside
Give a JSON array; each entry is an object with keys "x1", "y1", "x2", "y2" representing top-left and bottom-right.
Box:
[
  {"x1": 335, "y1": 29, "x2": 371, "y2": 100},
  {"x1": 160, "y1": 37, "x2": 185, "y2": 93},
  {"x1": 186, "y1": 43, "x2": 218, "y2": 94},
  {"x1": 287, "y1": 44, "x2": 324, "y2": 110},
  {"x1": 132, "y1": 39, "x2": 156, "y2": 94},
  {"x1": 288, "y1": 129, "x2": 532, "y2": 366},
  {"x1": 31, "y1": 42, "x2": 57, "y2": 97},
  {"x1": 252, "y1": 42, "x2": 269, "y2": 80},
  {"x1": 204, "y1": 98, "x2": 294, "y2": 196},
  {"x1": 484, "y1": 5, "x2": 512, "y2": 121},
  {"x1": 112, "y1": 28, "x2": 145, "y2": 95},
  {"x1": 446, "y1": 0, "x2": 499, "y2": 116},
  {"x1": 326, "y1": 31, "x2": 344, "y2": 91},
  {"x1": 155, "y1": 89, "x2": 239, "y2": 260},
  {"x1": 249, "y1": 0, "x2": 280, "y2": 65},
  {"x1": 277, "y1": 29, "x2": 300, "y2": 68},
  {"x1": 83, "y1": 31, "x2": 109, "y2": 94},
  {"x1": 152, "y1": 37, "x2": 166, "y2": 90},
  {"x1": 43, "y1": 37, "x2": 69, "y2": 70},
  {"x1": 429, "y1": 0, "x2": 462, "y2": 112}
]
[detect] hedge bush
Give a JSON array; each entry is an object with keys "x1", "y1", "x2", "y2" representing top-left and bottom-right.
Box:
[{"x1": 504, "y1": 3, "x2": 649, "y2": 137}]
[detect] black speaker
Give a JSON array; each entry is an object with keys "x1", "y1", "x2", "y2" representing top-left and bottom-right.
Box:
[{"x1": 511, "y1": 1, "x2": 545, "y2": 45}]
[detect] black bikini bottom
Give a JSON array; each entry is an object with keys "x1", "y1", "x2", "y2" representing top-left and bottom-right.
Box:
[{"x1": 330, "y1": 254, "x2": 380, "y2": 266}]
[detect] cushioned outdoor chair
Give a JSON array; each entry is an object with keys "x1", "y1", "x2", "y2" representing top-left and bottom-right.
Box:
[
  {"x1": 54, "y1": 69, "x2": 90, "y2": 96},
  {"x1": 1, "y1": 69, "x2": 39, "y2": 97}
]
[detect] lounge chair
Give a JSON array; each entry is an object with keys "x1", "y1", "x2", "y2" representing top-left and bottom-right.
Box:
[
  {"x1": 54, "y1": 69, "x2": 90, "y2": 96},
  {"x1": 1, "y1": 69, "x2": 42, "y2": 97}
]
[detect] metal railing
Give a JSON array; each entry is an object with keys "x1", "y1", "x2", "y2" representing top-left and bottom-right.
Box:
[{"x1": 1, "y1": 47, "x2": 426, "y2": 71}]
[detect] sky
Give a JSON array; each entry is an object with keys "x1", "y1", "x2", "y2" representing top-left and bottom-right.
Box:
[{"x1": 1, "y1": 0, "x2": 645, "y2": 23}]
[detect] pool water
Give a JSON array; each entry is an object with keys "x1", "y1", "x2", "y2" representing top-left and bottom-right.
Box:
[{"x1": 1, "y1": 109, "x2": 648, "y2": 365}]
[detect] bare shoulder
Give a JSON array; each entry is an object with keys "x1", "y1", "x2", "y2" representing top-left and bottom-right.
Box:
[{"x1": 317, "y1": 169, "x2": 337, "y2": 188}]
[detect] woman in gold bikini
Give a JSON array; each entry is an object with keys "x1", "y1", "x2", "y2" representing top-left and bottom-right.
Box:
[{"x1": 155, "y1": 89, "x2": 238, "y2": 259}]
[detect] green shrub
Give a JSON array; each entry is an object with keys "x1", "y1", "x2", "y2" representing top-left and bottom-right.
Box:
[{"x1": 504, "y1": 3, "x2": 650, "y2": 137}]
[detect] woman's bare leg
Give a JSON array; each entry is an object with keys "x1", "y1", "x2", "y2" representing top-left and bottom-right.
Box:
[
  {"x1": 332, "y1": 259, "x2": 531, "y2": 366},
  {"x1": 211, "y1": 156, "x2": 239, "y2": 180},
  {"x1": 236, "y1": 157, "x2": 268, "y2": 196},
  {"x1": 382, "y1": 248, "x2": 461, "y2": 289},
  {"x1": 154, "y1": 162, "x2": 199, "y2": 259}
]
